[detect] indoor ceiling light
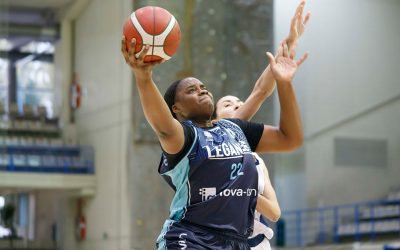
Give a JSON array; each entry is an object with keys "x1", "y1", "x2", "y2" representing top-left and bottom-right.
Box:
[
  {"x1": 20, "y1": 41, "x2": 55, "y2": 54},
  {"x1": 0, "y1": 39, "x2": 13, "y2": 51}
]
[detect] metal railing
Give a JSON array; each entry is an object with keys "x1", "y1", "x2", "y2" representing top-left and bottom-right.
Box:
[
  {"x1": 280, "y1": 199, "x2": 400, "y2": 247},
  {"x1": 0, "y1": 144, "x2": 94, "y2": 174}
]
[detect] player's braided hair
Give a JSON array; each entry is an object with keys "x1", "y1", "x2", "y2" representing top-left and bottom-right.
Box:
[{"x1": 164, "y1": 79, "x2": 183, "y2": 118}]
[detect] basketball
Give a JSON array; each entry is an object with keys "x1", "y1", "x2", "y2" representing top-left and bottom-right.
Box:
[{"x1": 123, "y1": 6, "x2": 181, "y2": 62}]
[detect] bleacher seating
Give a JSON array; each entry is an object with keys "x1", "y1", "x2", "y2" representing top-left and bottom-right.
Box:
[
  {"x1": 0, "y1": 103, "x2": 94, "y2": 175},
  {"x1": 282, "y1": 190, "x2": 400, "y2": 248},
  {"x1": 0, "y1": 103, "x2": 60, "y2": 137},
  {"x1": 336, "y1": 190, "x2": 400, "y2": 238}
]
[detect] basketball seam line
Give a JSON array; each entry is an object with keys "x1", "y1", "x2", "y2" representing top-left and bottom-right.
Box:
[
  {"x1": 135, "y1": 44, "x2": 168, "y2": 47},
  {"x1": 151, "y1": 7, "x2": 155, "y2": 58},
  {"x1": 163, "y1": 15, "x2": 173, "y2": 56}
]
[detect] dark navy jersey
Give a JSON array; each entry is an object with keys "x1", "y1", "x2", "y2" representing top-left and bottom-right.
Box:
[{"x1": 157, "y1": 119, "x2": 263, "y2": 248}]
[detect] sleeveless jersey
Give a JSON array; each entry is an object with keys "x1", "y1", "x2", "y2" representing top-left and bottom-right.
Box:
[{"x1": 157, "y1": 119, "x2": 259, "y2": 246}]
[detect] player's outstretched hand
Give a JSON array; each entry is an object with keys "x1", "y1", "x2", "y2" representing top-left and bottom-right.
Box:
[
  {"x1": 285, "y1": 0, "x2": 311, "y2": 58},
  {"x1": 266, "y1": 42, "x2": 308, "y2": 84}
]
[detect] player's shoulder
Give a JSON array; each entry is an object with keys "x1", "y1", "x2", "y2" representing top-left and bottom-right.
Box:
[{"x1": 217, "y1": 118, "x2": 244, "y2": 129}]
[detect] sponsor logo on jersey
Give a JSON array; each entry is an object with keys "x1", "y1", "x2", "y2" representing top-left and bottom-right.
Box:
[
  {"x1": 178, "y1": 233, "x2": 187, "y2": 249},
  {"x1": 199, "y1": 187, "x2": 257, "y2": 201},
  {"x1": 199, "y1": 187, "x2": 216, "y2": 201},
  {"x1": 204, "y1": 141, "x2": 250, "y2": 159}
]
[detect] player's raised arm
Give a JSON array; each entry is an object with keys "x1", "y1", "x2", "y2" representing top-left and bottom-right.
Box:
[
  {"x1": 233, "y1": 0, "x2": 311, "y2": 121},
  {"x1": 255, "y1": 160, "x2": 281, "y2": 222},
  {"x1": 233, "y1": 65, "x2": 275, "y2": 121},
  {"x1": 256, "y1": 42, "x2": 307, "y2": 152},
  {"x1": 121, "y1": 37, "x2": 184, "y2": 154}
]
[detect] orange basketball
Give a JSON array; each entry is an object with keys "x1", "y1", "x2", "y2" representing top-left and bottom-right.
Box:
[{"x1": 123, "y1": 6, "x2": 181, "y2": 62}]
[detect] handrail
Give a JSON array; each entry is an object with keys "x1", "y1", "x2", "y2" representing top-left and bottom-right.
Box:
[
  {"x1": 280, "y1": 198, "x2": 400, "y2": 247},
  {"x1": 284, "y1": 199, "x2": 400, "y2": 214},
  {"x1": 0, "y1": 144, "x2": 95, "y2": 174}
]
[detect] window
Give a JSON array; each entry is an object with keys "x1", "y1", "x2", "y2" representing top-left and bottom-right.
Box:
[
  {"x1": 16, "y1": 60, "x2": 55, "y2": 117},
  {"x1": 0, "y1": 196, "x2": 11, "y2": 237},
  {"x1": 0, "y1": 58, "x2": 8, "y2": 108}
]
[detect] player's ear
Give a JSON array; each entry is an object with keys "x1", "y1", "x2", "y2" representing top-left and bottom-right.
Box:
[{"x1": 172, "y1": 104, "x2": 180, "y2": 116}]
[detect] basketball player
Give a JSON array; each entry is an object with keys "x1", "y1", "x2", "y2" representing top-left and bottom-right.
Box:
[
  {"x1": 121, "y1": 0, "x2": 309, "y2": 248},
  {"x1": 212, "y1": 2, "x2": 310, "y2": 248},
  {"x1": 215, "y1": 96, "x2": 279, "y2": 250},
  {"x1": 121, "y1": 27, "x2": 307, "y2": 248}
]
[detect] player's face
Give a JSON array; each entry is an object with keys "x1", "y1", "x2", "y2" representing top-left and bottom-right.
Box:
[
  {"x1": 173, "y1": 77, "x2": 214, "y2": 121},
  {"x1": 215, "y1": 95, "x2": 244, "y2": 119}
]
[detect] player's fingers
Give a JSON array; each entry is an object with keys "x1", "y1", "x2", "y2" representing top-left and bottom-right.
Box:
[
  {"x1": 297, "y1": 52, "x2": 309, "y2": 66},
  {"x1": 295, "y1": 13, "x2": 301, "y2": 32},
  {"x1": 137, "y1": 45, "x2": 150, "y2": 61},
  {"x1": 128, "y1": 38, "x2": 137, "y2": 61},
  {"x1": 297, "y1": 10, "x2": 302, "y2": 25},
  {"x1": 298, "y1": 0, "x2": 306, "y2": 16},
  {"x1": 289, "y1": 45, "x2": 297, "y2": 60},
  {"x1": 266, "y1": 52, "x2": 276, "y2": 66},
  {"x1": 121, "y1": 36, "x2": 127, "y2": 53},
  {"x1": 121, "y1": 36, "x2": 129, "y2": 60},
  {"x1": 295, "y1": 0, "x2": 305, "y2": 16},
  {"x1": 277, "y1": 42, "x2": 284, "y2": 57},
  {"x1": 290, "y1": 11, "x2": 297, "y2": 33},
  {"x1": 303, "y1": 12, "x2": 311, "y2": 27}
]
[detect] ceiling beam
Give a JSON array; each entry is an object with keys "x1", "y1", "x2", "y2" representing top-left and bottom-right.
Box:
[
  {"x1": 0, "y1": 6, "x2": 57, "y2": 26},
  {"x1": 0, "y1": 51, "x2": 53, "y2": 62},
  {"x1": 0, "y1": 23, "x2": 59, "y2": 41}
]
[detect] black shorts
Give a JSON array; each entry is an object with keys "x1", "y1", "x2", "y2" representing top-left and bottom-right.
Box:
[{"x1": 157, "y1": 221, "x2": 251, "y2": 250}]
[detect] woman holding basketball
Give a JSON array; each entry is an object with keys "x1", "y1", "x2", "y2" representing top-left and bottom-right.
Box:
[
  {"x1": 121, "y1": 0, "x2": 309, "y2": 248},
  {"x1": 155, "y1": 1, "x2": 310, "y2": 248},
  {"x1": 122, "y1": 31, "x2": 306, "y2": 249}
]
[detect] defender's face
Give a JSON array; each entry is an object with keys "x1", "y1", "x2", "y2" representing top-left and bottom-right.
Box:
[{"x1": 215, "y1": 95, "x2": 244, "y2": 119}]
